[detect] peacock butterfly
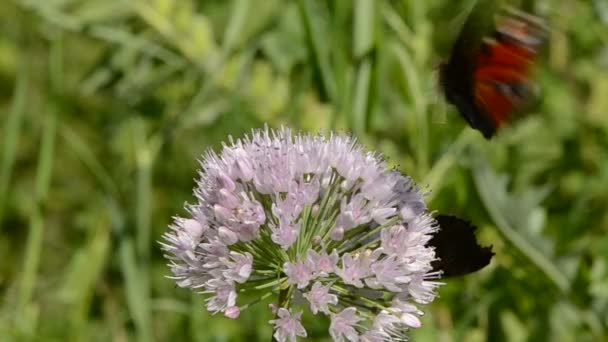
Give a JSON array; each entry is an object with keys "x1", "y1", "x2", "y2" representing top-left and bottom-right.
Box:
[{"x1": 439, "y1": 4, "x2": 547, "y2": 139}]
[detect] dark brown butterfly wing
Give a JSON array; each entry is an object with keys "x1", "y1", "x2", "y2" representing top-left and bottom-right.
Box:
[
  {"x1": 439, "y1": 1, "x2": 499, "y2": 138},
  {"x1": 429, "y1": 215, "x2": 494, "y2": 277},
  {"x1": 472, "y1": 10, "x2": 546, "y2": 131}
]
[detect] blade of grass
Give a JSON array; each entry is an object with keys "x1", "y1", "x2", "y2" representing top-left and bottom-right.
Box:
[
  {"x1": 391, "y1": 42, "x2": 429, "y2": 177},
  {"x1": 134, "y1": 126, "x2": 162, "y2": 264},
  {"x1": 60, "y1": 127, "x2": 118, "y2": 197},
  {"x1": 15, "y1": 35, "x2": 63, "y2": 333},
  {"x1": 18, "y1": 0, "x2": 82, "y2": 31},
  {"x1": 37, "y1": 34, "x2": 63, "y2": 202},
  {"x1": 381, "y1": 3, "x2": 415, "y2": 49},
  {"x1": 330, "y1": 1, "x2": 351, "y2": 131},
  {"x1": 133, "y1": 121, "x2": 153, "y2": 261},
  {"x1": 21, "y1": 44, "x2": 60, "y2": 291},
  {"x1": 353, "y1": 0, "x2": 375, "y2": 58},
  {"x1": 352, "y1": 59, "x2": 372, "y2": 135},
  {"x1": 60, "y1": 214, "x2": 110, "y2": 341},
  {"x1": 88, "y1": 25, "x2": 186, "y2": 67},
  {"x1": 133, "y1": 1, "x2": 217, "y2": 70},
  {"x1": 131, "y1": 121, "x2": 160, "y2": 341},
  {"x1": 223, "y1": 0, "x2": 250, "y2": 53},
  {"x1": 297, "y1": 0, "x2": 337, "y2": 114},
  {"x1": 0, "y1": 66, "x2": 28, "y2": 228},
  {"x1": 120, "y1": 238, "x2": 152, "y2": 342},
  {"x1": 15, "y1": 211, "x2": 43, "y2": 336}
]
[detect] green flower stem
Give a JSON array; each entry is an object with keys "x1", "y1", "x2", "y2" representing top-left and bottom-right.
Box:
[
  {"x1": 240, "y1": 290, "x2": 274, "y2": 311},
  {"x1": 331, "y1": 284, "x2": 387, "y2": 312},
  {"x1": 335, "y1": 217, "x2": 400, "y2": 253}
]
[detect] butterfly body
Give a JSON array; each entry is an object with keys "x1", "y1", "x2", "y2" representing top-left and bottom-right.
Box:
[{"x1": 440, "y1": 7, "x2": 547, "y2": 138}]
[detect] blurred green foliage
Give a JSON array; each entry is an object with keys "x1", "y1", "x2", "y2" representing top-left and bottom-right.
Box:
[{"x1": 1, "y1": 0, "x2": 607, "y2": 341}]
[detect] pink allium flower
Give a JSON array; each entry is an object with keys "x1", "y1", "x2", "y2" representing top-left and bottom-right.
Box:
[
  {"x1": 284, "y1": 260, "x2": 314, "y2": 289},
  {"x1": 303, "y1": 282, "x2": 338, "y2": 314},
  {"x1": 330, "y1": 307, "x2": 363, "y2": 341},
  {"x1": 221, "y1": 251, "x2": 253, "y2": 283},
  {"x1": 161, "y1": 126, "x2": 442, "y2": 341},
  {"x1": 306, "y1": 249, "x2": 339, "y2": 277},
  {"x1": 224, "y1": 306, "x2": 240, "y2": 319},
  {"x1": 270, "y1": 217, "x2": 300, "y2": 249},
  {"x1": 270, "y1": 308, "x2": 307, "y2": 342}
]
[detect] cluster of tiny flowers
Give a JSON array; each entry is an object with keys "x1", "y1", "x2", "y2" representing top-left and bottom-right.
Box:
[{"x1": 161, "y1": 127, "x2": 442, "y2": 341}]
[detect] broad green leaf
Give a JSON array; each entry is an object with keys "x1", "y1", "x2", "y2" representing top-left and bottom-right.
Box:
[{"x1": 472, "y1": 156, "x2": 577, "y2": 292}]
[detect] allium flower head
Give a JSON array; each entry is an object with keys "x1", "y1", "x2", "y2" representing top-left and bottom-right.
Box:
[{"x1": 161, "y1": 127, "x2": 442, "y2": 341}]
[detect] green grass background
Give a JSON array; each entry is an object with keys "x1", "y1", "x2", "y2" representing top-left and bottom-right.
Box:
[{"x1": 1, "y1": 0, "x2": 607, "y2": 341}]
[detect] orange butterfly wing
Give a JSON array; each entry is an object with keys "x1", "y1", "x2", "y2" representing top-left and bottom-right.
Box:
[
  {"x1": 472, "y1": 11, "x2": 546, "y2": 130},
  {"x1": 474, "y1": 43, "x2": 537, "y2": 127}
]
